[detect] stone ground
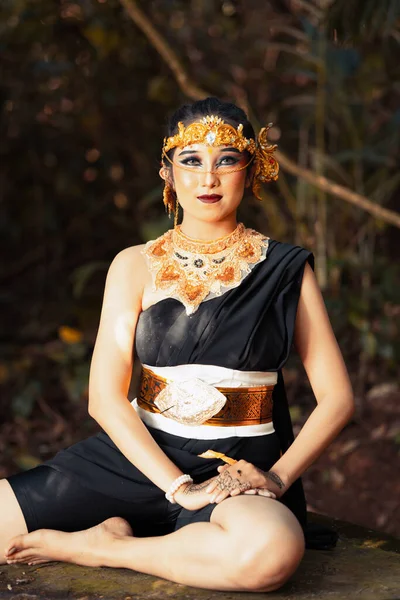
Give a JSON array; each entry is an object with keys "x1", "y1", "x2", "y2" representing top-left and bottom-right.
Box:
[{"x1": 0, "y1": 513, "x2": 399, "y2": 600}]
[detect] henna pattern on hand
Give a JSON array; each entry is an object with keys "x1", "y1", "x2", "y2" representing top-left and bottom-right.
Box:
[
  {"x1": 239, "y1": 481, "x2": 252, "y2": 492},
  {"x1": 182, "y1": 481, "x2": 212, "y2": 495},
  {"x1": 266, "y1": 470, "x2": 285, "y2": 489},
  {"x1": 214, "y1": 471, "x2": 251, "y2": 494}
]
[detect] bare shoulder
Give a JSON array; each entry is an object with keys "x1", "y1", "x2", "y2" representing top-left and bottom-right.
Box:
[
  {"x1": 301, "y1": 260, "x2": 318, "y2": 288},
  {"x1": 102, "y1": 243, "x2": 149, "y2": 311},
  {"x1": 108, "y1": 243, "x2": 148, "y2": 278},
  {"x1": 111, "y1": 243, "x2": 147, "y2": 266},
  {"x1": 297, "y1": 261, "x2": 323, "y2": 319}
]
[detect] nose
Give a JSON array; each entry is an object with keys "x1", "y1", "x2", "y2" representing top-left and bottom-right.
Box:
[{"x1": 201, "y1": 167, "x2": 219, "y2": 188}]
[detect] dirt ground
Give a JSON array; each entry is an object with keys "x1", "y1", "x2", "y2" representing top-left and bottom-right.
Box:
[{"x1": 1, "y1": 369, "x2": 399, "y2": 539}]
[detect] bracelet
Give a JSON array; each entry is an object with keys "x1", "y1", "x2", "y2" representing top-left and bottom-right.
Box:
[{"x1": 165, "y1": 474, "x2": 193, "y2": 504}]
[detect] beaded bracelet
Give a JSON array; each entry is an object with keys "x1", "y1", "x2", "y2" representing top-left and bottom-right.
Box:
[{"x1": 165, "y1": 474, "x2": 193, "y2": 504}]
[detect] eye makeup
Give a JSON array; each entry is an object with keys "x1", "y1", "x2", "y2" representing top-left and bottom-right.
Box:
[
  {"x1": 178, "y1": 153, "x2": 243, "y2": 168},
  {"x1": 179, "y1": 156, "x2": 240, "y2": 166}
]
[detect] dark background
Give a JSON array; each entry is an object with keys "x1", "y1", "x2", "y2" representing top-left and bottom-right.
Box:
[{"x1": 1, "y1": 0, "x2": 399, "y2": 537}]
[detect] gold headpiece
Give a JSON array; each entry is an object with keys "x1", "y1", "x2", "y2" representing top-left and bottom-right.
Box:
[
  {"x1": 161, "y1": 115, "x2": 279, "y2": 201},
  {"x1": 163, "y1": 115, "x2": 256, "y2": 154}
]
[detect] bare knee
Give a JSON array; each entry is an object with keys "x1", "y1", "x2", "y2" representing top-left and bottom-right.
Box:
[{"x1": 229, "y1": 527, "x2": 305, "y2": 592}]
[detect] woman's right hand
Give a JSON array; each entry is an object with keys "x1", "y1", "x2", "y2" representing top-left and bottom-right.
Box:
[{"x1": 173, "y1": 477, "x2": 220, "y2": 511}]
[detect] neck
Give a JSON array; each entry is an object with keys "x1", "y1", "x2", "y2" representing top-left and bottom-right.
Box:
[{"x1": 178, "y1": 215, "x2": 239, "y2": 241}]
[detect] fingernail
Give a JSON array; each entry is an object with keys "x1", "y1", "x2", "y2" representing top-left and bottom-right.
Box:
[{"x1": 6, "y1": 547, "x2": 15, "y2": 556}]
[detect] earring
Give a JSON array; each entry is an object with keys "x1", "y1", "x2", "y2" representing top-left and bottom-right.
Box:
[
  {"x1": 174, "y1": 197, "x2": 179, "y2": 228},
  {"x1": 251, "y1": 128, "x2": 279, "y2": 200},
  {"x1": 163, "y1": 182, "x2": 175, "y2": 218}
]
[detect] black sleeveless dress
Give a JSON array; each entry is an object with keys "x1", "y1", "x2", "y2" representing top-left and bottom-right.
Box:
[{"x1": 7, "y1": 239, "x2": 337, "y2": 548}]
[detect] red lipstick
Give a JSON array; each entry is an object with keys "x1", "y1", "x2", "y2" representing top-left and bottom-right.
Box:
[{"x1": 197, "y1": 194, "x2": 222, "y2": 204}]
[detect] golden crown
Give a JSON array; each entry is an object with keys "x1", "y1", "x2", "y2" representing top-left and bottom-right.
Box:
[{"x1": 163, "y1": 115, "x2": 257, "y2": 154}]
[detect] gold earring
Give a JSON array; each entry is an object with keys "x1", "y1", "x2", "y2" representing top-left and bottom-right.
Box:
[
  {"x1": 174, "y1": 197, "x2": 179, "y2": 228},
  {"x1": 163, "y1": 182, "x2": 175, "y2": 218}
]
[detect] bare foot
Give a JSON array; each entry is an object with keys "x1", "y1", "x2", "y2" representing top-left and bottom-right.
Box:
[{"x1": 4, "y1": 516, "x2": 133, "y2": 567}]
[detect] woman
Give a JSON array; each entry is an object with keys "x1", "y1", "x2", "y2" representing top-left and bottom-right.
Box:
[{"x1": 1, "y1": 97, "x2": 354, "y2": 593}]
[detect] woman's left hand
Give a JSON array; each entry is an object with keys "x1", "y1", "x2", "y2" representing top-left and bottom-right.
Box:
[{"x1": 205, "y1": 460, "x2": 287, "y2": 503}]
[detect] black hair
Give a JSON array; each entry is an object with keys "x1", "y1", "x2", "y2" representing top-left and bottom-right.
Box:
[{"x1": 166, "y1": 96, "x2": 255, "y2": 140}]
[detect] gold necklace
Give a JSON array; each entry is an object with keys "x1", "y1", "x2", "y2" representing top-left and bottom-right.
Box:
[
  {"x1": 142, "y1": 223, "x2": 269, "y2": 315},
  {"x1": 174, "y1": 223, "x2": 244, "y2": 253}
]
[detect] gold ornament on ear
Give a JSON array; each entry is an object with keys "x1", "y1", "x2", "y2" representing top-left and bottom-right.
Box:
[
  {"x1": 162, "y1": 181, "x2": 175, "y2": 218},
  {"x1": 252, "y1": 125, "x2": 279, "y2": 201},
  {"x1": 174, "y1": 197, "x2": 179, "y2": 228}
]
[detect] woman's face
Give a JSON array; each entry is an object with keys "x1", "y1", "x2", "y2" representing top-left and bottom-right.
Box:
[{"x1": 163, "y1": 143, "x2": 250, "y2": 223}]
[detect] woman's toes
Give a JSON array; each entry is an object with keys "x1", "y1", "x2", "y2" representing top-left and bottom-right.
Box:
[
  {"x1": 8, "y1": 549, "x2": 37, "y2": 563},
  {"x1": 6, "y1": 530, "x2": 48, "y2": 558},
  {"x1": 8, "y1": 554, "x2": 35, "y2": 565},
  {"x1": 5, "y1": 536, "x2": 25, "y2": 557},
  {"x1": 28, "y1": 559, "x2": 49, "y2": 566}
]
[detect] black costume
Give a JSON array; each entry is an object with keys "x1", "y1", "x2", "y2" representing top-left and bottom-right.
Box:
[{"x1": 8, "y1": 239, "x2": 337, "y2": 548}]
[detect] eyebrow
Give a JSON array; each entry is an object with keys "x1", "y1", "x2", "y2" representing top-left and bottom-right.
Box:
[{"x1": 178, "y1": 147, "x2": 242, "y2": 156}]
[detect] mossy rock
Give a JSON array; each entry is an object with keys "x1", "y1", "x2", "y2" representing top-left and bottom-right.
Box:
[{"x1": 1, "y1": 513, "x2": 399, "y2": 600}]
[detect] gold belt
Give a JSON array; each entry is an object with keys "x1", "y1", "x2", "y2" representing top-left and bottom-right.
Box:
[{"x1": 137, "y1": 366, "x2": 274, "y2": 427}]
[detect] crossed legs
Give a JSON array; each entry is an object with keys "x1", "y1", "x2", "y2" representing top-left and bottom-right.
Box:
[{"x1": 4, "y1": 492, "x2": 305, "y2": 593}]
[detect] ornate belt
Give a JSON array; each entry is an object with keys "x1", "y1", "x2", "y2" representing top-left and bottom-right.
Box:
[{"x1": 137, "y1": 366, "x2": 274, "y2": 427}]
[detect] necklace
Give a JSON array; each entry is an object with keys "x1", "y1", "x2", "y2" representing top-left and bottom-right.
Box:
[
  {"x1": 174, "y1": 223, "x2": 244, "y2": 253},
  {"x1": 142, "y1": 223, "x2": 269, "y2": 315}
]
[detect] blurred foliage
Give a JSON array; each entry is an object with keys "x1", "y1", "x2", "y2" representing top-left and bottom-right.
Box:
[{"x1": 0, "y1": 0, "x2": 399, "y2": 428}]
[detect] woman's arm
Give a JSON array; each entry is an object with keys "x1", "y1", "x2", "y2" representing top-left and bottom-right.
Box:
[
  {"x1": 88, "y1": 246, "x2": 214, "y2": 508},
  {"x1": 266, "y1": 261, "x2": 355, "y2": 492},
  {"x1": 88, "y1": 246, "x2": 184, "y2": 491},
  {"x1": 205, "y1": 261, "x2": 355, "y2": 503}
]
